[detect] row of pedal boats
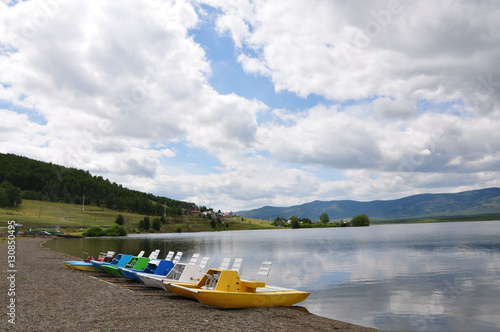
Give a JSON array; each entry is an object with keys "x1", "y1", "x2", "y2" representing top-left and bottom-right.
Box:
[{"x1": 63, "y1": 250, "x2": 309, "y2": 308}]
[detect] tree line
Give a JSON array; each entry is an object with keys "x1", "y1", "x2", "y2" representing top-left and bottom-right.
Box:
[
  {"x1": 272, "y1": 212, "x2": 370, "y2": 228},
  {"x1": 0, "y1": 153, "x2": 194, "y2": 215}
]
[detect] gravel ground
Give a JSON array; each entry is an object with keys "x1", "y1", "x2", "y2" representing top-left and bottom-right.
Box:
[{"x1": 1, "y1": 238, "x2": 377, "y2": 331}]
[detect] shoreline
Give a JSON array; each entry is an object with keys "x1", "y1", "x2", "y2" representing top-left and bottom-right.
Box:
[{"x1": 1, "y1": 238, "x2": 377, "y2": 331}]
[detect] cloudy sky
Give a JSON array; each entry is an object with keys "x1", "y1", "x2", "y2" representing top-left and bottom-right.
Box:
[{"x1": 1, "y1": 0, "x2": 500, "y2": 212}]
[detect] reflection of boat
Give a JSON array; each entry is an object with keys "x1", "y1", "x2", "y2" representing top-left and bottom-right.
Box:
[
  {"x1": 137, "y1": 253, "x2": 209, "y2": 289},
  {"x1": 119, "y1": 251, "x2": 181, "y2": 282},
  {"x1": 102, "y1": 250, "x2": 160, "y2": 276},
  {"x1": 63, "y1": 251, "x2": 115, "y2": 272},
  {"x1": 165, "y1": 268, "x2": 309, "y2": 308}
]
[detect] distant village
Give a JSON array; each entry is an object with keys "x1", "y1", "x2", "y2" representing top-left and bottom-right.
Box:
[{"x1": 189, "y1": 205, "x2": 233, "y2": 218}]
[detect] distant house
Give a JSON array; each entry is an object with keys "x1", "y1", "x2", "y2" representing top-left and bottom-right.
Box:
[
  {"x1": 224, "y1": 211, "x2": 233, "y2": 217},
  {"x1": 190, "y1": 205, "x2": 200, "y2": 215}
]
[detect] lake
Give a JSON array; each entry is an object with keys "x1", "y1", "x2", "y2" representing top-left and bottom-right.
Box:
[{"x1": 45, "y1": 220, "x2": 500, "y2": 331}]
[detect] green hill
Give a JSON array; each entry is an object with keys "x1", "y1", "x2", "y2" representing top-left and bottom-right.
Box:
[
  {"x1": 0, "y1": 152, "x2": 194, "y2": 216},
  {"x1": 237, "y1": 188, "x2": 500, "y2": 221}
]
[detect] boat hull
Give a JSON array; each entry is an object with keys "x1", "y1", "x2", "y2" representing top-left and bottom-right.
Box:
[
  {"x1": 163, "y1": 281, "x2": 198, "y2": 299},
  {"x1": 119, "y1": 268, "x2": 142, "y2": 282},
  {"x1": 137, "y1": 274, "x2": 168, "y2": 289},
  {"x1": 63, "y1": 261, "x2": 102, "y2": 272},
  {"x1": 196, "y1": 289, "x2": 310, "y2": 308},
  {"x1": 165, "y1": 283, "x2": 309, "y2": 308},
  {"x1": 91, "y1": 260, "x2": 106, "y2": 271},
  {"x1": 102, "y1": 265, "x2": 124, "y2": 276}
]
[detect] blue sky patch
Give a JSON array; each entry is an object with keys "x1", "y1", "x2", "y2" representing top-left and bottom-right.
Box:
[
  {"x1": 165, "y1": 141, "x2": 223, "y2": 175},
  {"x1": 191, "y1": 5, "x2": 332, "y2": 114},
  {"x1": 0, "y1": 99, "x2": 47, "y2": 125}
]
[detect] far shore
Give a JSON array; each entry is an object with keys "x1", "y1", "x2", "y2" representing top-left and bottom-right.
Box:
[
  {"x1": 1, "y1": 238, "x2": 377, "y2": 331},
  {"x1": 2, "y1": 198, "x2": 499, "y2": 238}
]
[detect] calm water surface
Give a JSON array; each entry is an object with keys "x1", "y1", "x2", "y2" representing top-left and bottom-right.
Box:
[{"x1": 45, "y1": 221, "x2": 500, "y2": 331}]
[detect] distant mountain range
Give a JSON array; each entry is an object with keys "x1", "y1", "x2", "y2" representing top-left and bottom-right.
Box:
[{"x1": 237, "y1": 188, "x2": 500, "y2": 221}]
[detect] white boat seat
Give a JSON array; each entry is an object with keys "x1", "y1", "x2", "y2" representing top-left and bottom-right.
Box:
[
  {"x1": 231, "y1": 258, "x2": 243, "y2": 273},
  {"x1": 137, "y1": 250, "x2": 145, "y2": 257},
  {"x1": 256, "y1": 261, "x2": 272, "y2": 283},
  {"x1": 148, "y1": 249, "x2": 161, "y2": 259},
  {"x1": 173, "y1": 252, "x2": 183, "y2": 264},
  {"x1": 219, "y1": 257, "x2": 231, "y2": 270},
  {"x1": 199, "y1": 256, "x2": 210, "y2": 269},
  {"x1": 189, "y1": 253, "x2": 200, "y2": 265},
  {"x1": 165, "y1": 251, "x2": 175, "y2": 260}
]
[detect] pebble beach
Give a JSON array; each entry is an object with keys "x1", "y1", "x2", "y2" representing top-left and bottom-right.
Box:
[{"x1": 1, "y1": 238, "x2": 377, "y2": 331}]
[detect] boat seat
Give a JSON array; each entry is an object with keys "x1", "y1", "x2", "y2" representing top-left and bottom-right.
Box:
[
  {"x1": 231, "y1": 258, "x2": 243, "y2": 273},
  {"x1": 189, "y1": 253, "x2": 200, "y2": 265},
  {"x1": 173, "y1": 252, "x2": 183, "y2": 264},
  {"x1": 256, "y1": 261, "x2": 272, "y2": 283},
  {"x1": 148, "y1": 249, "x2": 161, "y2": 260},
  {"x1": 137, "y1": 251, "x2": 145, "y2": 257},
  {"x1": 199, "y1": 256, "x2": 210, "y2": 269},
  {"x1": 165, "y1": 251, "x2": 175, "y2": 260},
  {"x1": 102, "y1": 251, "x2": 115, "y2": 262},
  {"x1": 219, "y1": 257, "x2": 231, "y2": 270}
]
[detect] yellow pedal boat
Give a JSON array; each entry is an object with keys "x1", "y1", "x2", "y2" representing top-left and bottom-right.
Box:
[{"x1": 164, "y1": 268, "x2": 309, "y2": 308}]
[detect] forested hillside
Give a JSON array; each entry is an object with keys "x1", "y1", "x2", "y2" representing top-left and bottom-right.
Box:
[{"x1": 0, "y1": 153, "x2": 193, "y2": 215}]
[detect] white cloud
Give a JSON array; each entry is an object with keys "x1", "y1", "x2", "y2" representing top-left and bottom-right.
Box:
[
  {"x1": 206, "y1": 0, "x2": 500, "y2": 109},
  {"x1": 257, "y1": 105, "x2": 383, "y2": 169},
  {"x1": 0, "y1": 1, "x2": 258, "y2": 170},
  {"x1": 1, "y1": 0, "x2": 500, "y2": 212},
  {"x1": 149, "y1": 155, "x2": 326, "y2": 211},
  {"x1": 0, "y1": 109, "x2": 49, "y2": 155},
  {"x1": 372, "y1": 97, "x2": 415, "y2": 119},
  {"x1": 258, "y1": 103, "x2": 500, "y2": 174}
]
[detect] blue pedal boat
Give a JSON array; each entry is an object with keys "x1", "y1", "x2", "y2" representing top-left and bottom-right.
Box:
[{"x1": 119, "y1": 259, "x2": 176, "y2": 282}]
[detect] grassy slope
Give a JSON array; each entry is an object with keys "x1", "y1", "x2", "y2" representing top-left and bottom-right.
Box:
[{"x1": 0, "y1": 199, "x2": 276, "y2": 234}]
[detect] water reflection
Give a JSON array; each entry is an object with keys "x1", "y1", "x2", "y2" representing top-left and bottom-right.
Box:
[{"x1": 45, "y1": 221, "x2": 500, "y2": 331}]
